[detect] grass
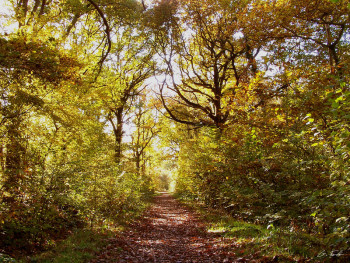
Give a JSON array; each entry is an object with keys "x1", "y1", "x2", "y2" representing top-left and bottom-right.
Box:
[
  {"x1": 25, "y1": 227, "x2": 118, "y2": 263},
  {"x1": 14, "y1": 196, "x2": 155, "y2": 263},
  {"x1": 176, "y1": 197, "x2": 328, "y2": 262}
]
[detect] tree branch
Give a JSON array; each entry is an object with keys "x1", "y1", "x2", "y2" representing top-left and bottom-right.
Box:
[{"x1": 86, "y1": 0, "x2": 112, "y2": 72}]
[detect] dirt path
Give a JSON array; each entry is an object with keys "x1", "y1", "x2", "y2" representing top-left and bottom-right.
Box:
[{"x1": 90, "y1": 193, "x2": 241, "y2": 263}]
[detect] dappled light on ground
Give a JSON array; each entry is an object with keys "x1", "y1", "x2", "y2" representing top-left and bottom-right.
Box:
[{"x1": 90, "y1": 193, "x2": 241, "y2": 262}]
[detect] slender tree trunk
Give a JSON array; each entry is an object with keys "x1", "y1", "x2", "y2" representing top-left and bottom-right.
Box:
[
  {"x1": 114, "y1": 108, "x2": 124, "y2": 163},
  {"x1": 4, "y1": 119, "x2": 25, "y2": 197},
  {"x1": 108, "y1": 107, "x2": 124, "y2": 164},
  {"x1": 135, "y1": 151, "x2": 141, "y2": 174},
  {"x1": 0, "y1": 144, "x2": 5, "y2": 173},
  {"x1": 141, "y1": 151, "x2": 146, "y2": 176}
]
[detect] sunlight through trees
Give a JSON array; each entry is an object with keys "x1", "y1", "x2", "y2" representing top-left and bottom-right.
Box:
[{"x1": 0, "y1": 0, "x2": 349, "y2": 261}]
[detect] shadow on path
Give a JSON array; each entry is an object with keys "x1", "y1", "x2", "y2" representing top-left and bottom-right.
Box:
[{"x1": 90, "y1": 193, "x2": 240, "y2": 263}]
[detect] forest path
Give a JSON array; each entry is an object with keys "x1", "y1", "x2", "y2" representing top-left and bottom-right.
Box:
[{"x1": 90, "y1": 193, "x2": 244, "y2": 263}]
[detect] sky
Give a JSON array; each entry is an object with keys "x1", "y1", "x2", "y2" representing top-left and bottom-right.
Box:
[{"x1": 0, "y1": 1, "x2": 16, "y2": 34}]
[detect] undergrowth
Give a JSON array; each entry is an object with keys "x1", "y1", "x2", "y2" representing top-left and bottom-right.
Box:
[
  {"x1": 174, "y1": 194, "x2": 347, "y2": 262},
  {"x1": 27, "y1": 228, "x2": 115, "y2": 263},
  {"x1": 0, "y1": 195, "x2": 154, "y2": 263}
]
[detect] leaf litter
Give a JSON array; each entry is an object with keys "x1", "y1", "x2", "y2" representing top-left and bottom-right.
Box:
[{"x1": 90, "y1": 193, "x2": 266, "y2": 263}]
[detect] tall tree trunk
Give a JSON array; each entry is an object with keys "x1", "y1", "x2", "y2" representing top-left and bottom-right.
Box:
[{"x1": 108, "y1": 107, "x2": 124, "y2": 164}]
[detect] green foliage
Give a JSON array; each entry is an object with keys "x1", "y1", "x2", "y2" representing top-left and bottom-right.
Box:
[
  {"x1": 0, "y1": 112, "x2": 154, "y2": 254},
  {"x1": 0, "y1": 37, "x2": 81, "y2": 83},
  {"x1": 0, "y1": 1, "x2": 157, "y2": 258},
  {"x1": 0, "y1": 0, "x2": 349, "y2": 261},
  {"x1": 178, "y1": 196, "x2": 341, "y2": 261},
  {"x1": 173, "y1": 78, "x2": 350, "y2": 259},
  {"x1": 166, "y1": 0, "x2": 350, "y2": 259},
  {"x1": 29, "y1": 229, "x2": 115, "y2": 263},
  {"x1": 0, "y1": 254, "x2": 17, "y2": 263}
]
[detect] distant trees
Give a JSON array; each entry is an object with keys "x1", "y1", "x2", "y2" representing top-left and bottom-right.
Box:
[
  {"x1": 101, "y1": 24, "x2": 155, "y2": 163},
  {"x1": 131, "y1": 94, "x2": 159, "y2": 174}
]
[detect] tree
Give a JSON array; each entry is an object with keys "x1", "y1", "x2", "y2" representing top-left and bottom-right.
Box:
[
  {"x1": 156, "y1": 0, "x2": 268, "y2": 129},
  {"x1": 0, "y1": 36, "x2": 81, "y2": 196},
  {"x1": 98, "y1": 23, "x2": 155, "y2": 163},
  {"x1": 130, "y1": 93, "x2": 158, "y2": 175},
  {"x1": 168, "y1": 1, "x2": 350, "y2": 257},
  {"x1": 0, "y1": 0, "x2": 158, "y2": 254}
]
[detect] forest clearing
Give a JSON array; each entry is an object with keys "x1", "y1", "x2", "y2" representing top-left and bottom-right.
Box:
[{"x1": 0, "y1": 0, "x2": 349, "y2": 262}]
